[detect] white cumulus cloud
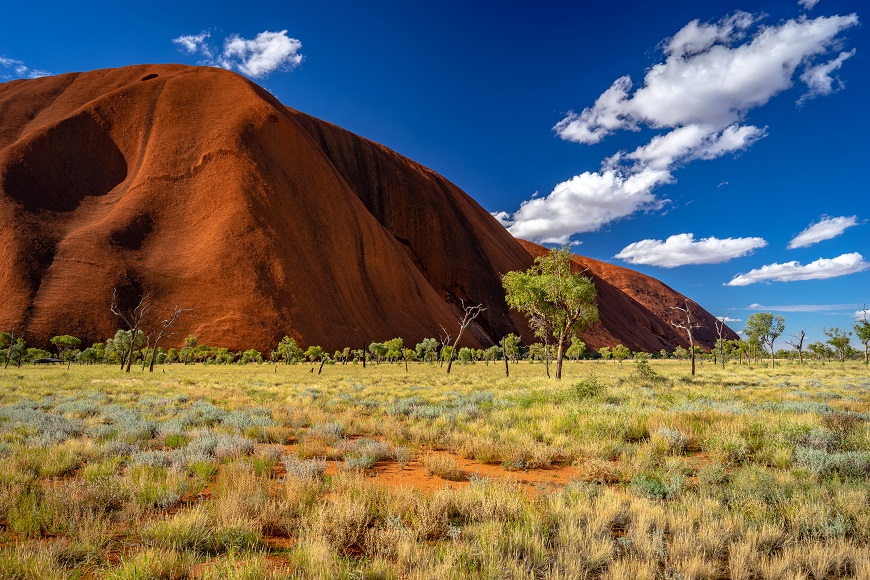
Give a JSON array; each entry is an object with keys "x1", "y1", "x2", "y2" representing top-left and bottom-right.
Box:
[
  {"x1": 615, "y1": 233, "x2": 767, "y2": 267},
  {"x1": 503, "y1": 168, "x2": 671, "y2": 244},
  {"x1": 726, "y1": 253, "x2": 870, "y2": 286},
  {"x1": 497, "y1": 11, "x2": 858, "y2": 244},
  {"x1": 172, "y1": 29, "x2": 303, "y2": 78},
  {"x1": 788, "y1": 215, "x2": 859, "y2": 248}
]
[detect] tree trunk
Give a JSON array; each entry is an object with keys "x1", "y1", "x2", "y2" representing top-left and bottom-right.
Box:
[
  {"x1": 555, "y1": 332, "x2": 567, "y2": 380},
  {"x1": 404, "y1": 357, "x2": 408, "y2": 372},
  {"x1": 148, "y1": 338, "x2": 160, "y2": 372},
  {"x1": 502, "y1": 338, "x2": 509, "y2": 378},
  {"x1": 770, "y1": 341, "x2": 775, "y2": 369},
  {"x1": 689, "y1": 337, "x2": 695, "y2": 376},
  {"x1": 125, "y1": 329, "x2": 138, "y2": 373},
  {"x1": 361, "y1": 342, "x2": 366, "y2": 368},
  {"x1": 318, "y1": 359, "x2": 326, "y2": 375}
]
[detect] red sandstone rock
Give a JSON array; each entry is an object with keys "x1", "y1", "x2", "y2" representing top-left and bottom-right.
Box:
[{"x1": 0, "y1": 65, "x2": 735, "y2": 352}]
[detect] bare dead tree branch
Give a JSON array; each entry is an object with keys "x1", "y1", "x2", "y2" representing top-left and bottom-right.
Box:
[
  {"x1": 148, "y1": 305, "x2": 191, "y2": 372},
  {"x1": 670, "y1": 299, "x2": 703, "y2": 376},
  {"x1": 111, "y1": 288, "x2": 153, "y2": 373},
  {"x1": 785, "y1": 329, "x2": 806, "y2": 366},
  {"x1": 447, "y1": 299, "x2": 486, "y2": 374}
]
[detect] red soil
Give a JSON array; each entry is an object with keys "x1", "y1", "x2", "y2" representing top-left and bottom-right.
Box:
[{"x1": 0, "y1": 65, "x2": 734, "y2": 352}]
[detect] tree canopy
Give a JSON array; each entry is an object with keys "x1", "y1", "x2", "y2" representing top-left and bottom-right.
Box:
[{"x1": 502, "y1": 248, "x2": 598, "y2": 379}]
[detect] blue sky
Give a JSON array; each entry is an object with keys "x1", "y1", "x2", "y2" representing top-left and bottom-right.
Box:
[{"x1": 2, "y1": 0, "x2": 867, "y2": 346}]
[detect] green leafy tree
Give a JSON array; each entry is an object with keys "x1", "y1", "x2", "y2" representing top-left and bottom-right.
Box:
[
  {"x1": 823, "y1": 327, "x2": 852, "y2": 363},
  {"x1": 415, "y1": 338, "x2": 439, "y2": 362},
  {"x1": 745, "y1": 312, "x2": 785, "y2": 369},
  {"x1": 854, "y1": 307, "x2": 870, "y2": 364},
  {"x1": 565, "y1": 337, "x2": 586, "y2": 360},
  {"x1": 384, "y1": 338, "x2": 404, "y2": 362},
  {"x1": 612, "y1": 344, "x2": 630, "y2": 364},
  {"x1": 458, "y1": 346, "x2": 475, "y2": 364},
  {"x1": 598, "y1": 346, "x2": 612, "y2": 360},
  {"x1": 369, "y1": 342, "x2": 387, "y2": 364},
  {"x1": 304, "y1": 345, "x2": 325, "y2": 362},
  {"x1": 6, "y1": 338, "x2": 26, "y2": 368},
  {"x1": 402, "y1": 348, "x2": 416, "y2": 371},
  {"x1": 277, "y1": 336, "x2": 303, "y2": 364},
  {"x1": 0, "y1": 331, "x2": 11, "y2": 369},
  {"x1": 502, "y1": 247, "x2": 598, "y2": 379},
  {"x1": 182, "y1": 334, "x2": 198, "y2": 364},
  {"x1": 50, "y1": 335, "x2": 81, "y2": 369}
]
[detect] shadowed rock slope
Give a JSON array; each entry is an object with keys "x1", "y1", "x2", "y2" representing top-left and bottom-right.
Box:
[{"x1": 0, "y1": 65, "x2": 734, "y2": 352}]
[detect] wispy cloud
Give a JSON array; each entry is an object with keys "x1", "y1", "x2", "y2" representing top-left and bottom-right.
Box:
[
  {"x1": 800, "y1": 49, "x2": 856, "y2": 103},
  {"x1": 717, "y1": 316, "x2": 742, "y2": 322},
  {"x1": 172, "y1": 29, "x2": 303, "y2": 78},
  {"x1": 788, "y1": 215, "x2": 859, "y2": 248},
  {"x1": 615, "y1": 233, "x2": 766, "y2": 268},
  {"x1": 800, "y1": 0, "x2": 821, "y2": 10},
  {"x1": 727, "y1": 253, "x2": 869, "y2": 286},
  {"x1": 497, "y1": 11, "x2": 858, "y2": 244},
  {"x1": 0, "y1": 56, "x2": 50, "y2": 79}
]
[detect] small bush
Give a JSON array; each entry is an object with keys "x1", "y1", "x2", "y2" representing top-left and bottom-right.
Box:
[
  {"x1": 283, "y1": 457, "x2": 328, "y2": 481},
  {"x1": 571, "y1": 376, "x2": 604, "y2": 400},
  {"x1": 423, "y1": 454, "x2": 464, "y2": 481},
  {"x1": 630, "y1": 472, "x2": 684, "y2": 500}
]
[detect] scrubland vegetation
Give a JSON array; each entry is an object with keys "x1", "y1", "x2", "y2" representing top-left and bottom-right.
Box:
[{"x1": 0, "y1": 359, "x2": 869, "y2": 578}]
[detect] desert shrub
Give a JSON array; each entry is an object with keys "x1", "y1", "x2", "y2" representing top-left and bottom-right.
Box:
[
  {"x1": 571, "y1": 376, "x2": 604, "y2": 400},
  {"x1": 103, "y1": 548, "x2": 193, "y2": 580},
  {"x1": 142, "y1": 505, "x2": 261, "y2": 555},
  {"x1": 629, "y1": 472, "x2": 684, "y2": 500},
  {"x1": 651, "y1": 427, "x2": 688, "y2": 455},
  {"x1": 423, "y1": 454, "x2": 464, "y2": 481},
  {"x1": 338, "y1": 438, "x2": 392, "y2": 470},
  {"x1": 794, "y1": 447, "x2": 870, "y2": 478},
  {"x1": 283, "y1": 457, "x2": 328, "y2": 481}
]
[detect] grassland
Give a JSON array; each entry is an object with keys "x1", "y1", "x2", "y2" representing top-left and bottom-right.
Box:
[{"x1": 0, "y1": 359, "x2": 869, "y2": 579}]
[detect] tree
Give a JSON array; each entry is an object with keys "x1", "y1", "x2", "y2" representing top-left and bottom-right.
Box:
[
  {"x1": 598, "y1": 346, "x2": 611, "y2": 360},
  {"x1": 368, "y1": 342, "x2": 387, "y2": 364},
  {"x1": 785, "y1": 329, "x2": 807, "y2": 366},
  {"x1": 745, "y1": 312, "x2": 785, "y2": 369},
  {"x1": 402, "y1": 348, "x2": 416, "y2": 371},
  {"x1": 148, "y1": 306, "x2": 190, "y2": 372},
  {"x1": 182, "y1": 334, "x2": 198, "y2": 364},
  {"x1": 446, "y1": 300, "x2": 486, "y2": 375},
  {"x1": 383, "y1": 338, "x2": 404, "y2": 363},
  {"x1": 854, "y1": 306, "x2": 870, "y2": 365},
  {"x1": 415, "y1": 338, "x2": 438, "y2": 363},
  {"x1": 277, "y1": 336, "x2": 303, "y2": 364},
  {"x1": 714, "y1": 316, "x2": 730, "y2": 369},
  {"x1": 612, "y1": 344, "x2": 630, "y2": 364},
  {"x1": 304, "y1": 345, "x2": 325, "y2": 363},
  {"x1": 670, "y1": 300, "x2": 702, "y2": 376},
  {"x1": 823, "y1": 327, "x2": 852, "y2": 363},
  {"x1": 110, "y1": 288, "x2": 153, "y2": 373},
  {"x1": 565, "y1": 336, "x2": 586, "y2": 360},
  {"x1": 50, "y1": 335, "x2": 81, "y2": 369},
  {"x1": 502, "y1": 248, "x2": 598, "y2": 380},
  {"x1": 1, "y1": 330, "x2": 12, "y2": 369}
]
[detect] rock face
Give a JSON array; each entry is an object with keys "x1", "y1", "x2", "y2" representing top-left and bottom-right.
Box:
[{"x1": 0, "y1": 65, "x2": 736, "y2": 352}]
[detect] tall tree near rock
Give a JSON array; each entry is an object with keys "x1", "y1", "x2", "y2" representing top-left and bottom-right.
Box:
[
  {"x1": 110, "y1": 288, "x2": 153, "y2": 373},
  {"x1": 446, "y1": 300, "x2": 486, "y2": 375},
  {"x1": 714, "y1": 315, "x2": 729, "y2": 369},
  {"x1": 502, "y1": 247, "x2": 598, "y2": 380},
  {"x1": 745, "y1": 312, "x2": 785, "y2": 369},
  {"x1": 670, "y1": 300, "x2": 702, "y2": 376}
]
